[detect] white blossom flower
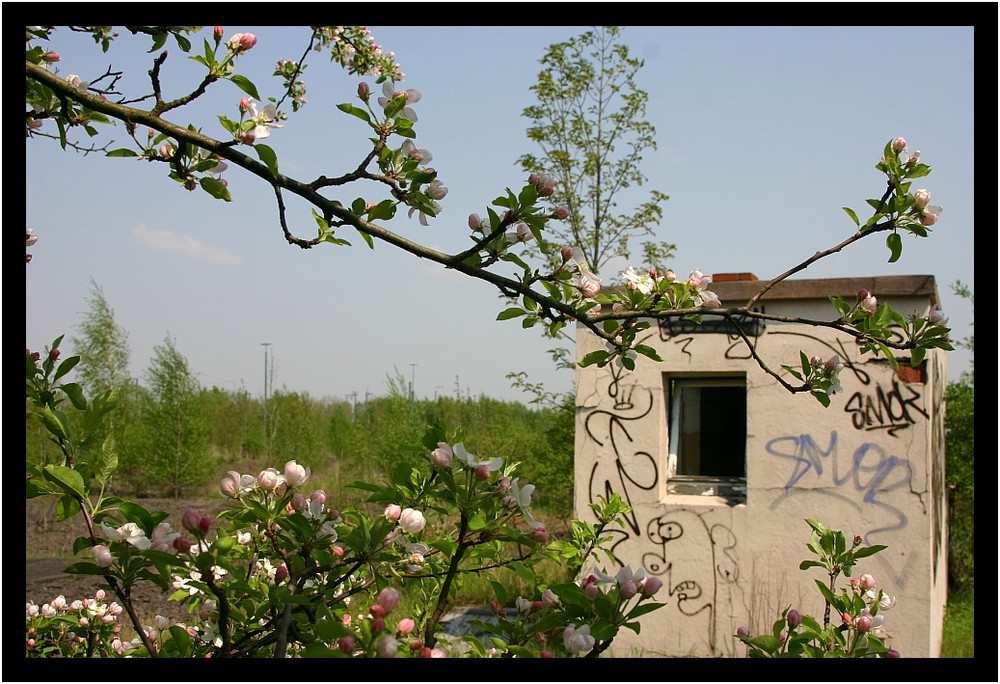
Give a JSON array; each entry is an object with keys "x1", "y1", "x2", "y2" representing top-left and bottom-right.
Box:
[
  {"x1": 100, "y1": 522, "x2": 151, "y2": 550},
  {"x1": 621, "y1": 266, "x2": 656, "y2": 295}
]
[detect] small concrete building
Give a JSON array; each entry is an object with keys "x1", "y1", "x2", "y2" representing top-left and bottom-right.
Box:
[{"x1": 573, "y1": 273, "x2": 948, "y2": 658}]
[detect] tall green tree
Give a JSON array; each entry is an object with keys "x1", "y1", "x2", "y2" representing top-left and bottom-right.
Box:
[
  {"x1": 70, "y1": 278, "x2": 131, "y2": 394},
  {"x1": 144, "y1": 334, "x2": 212, "y2": 497},
  {"x1": 69, "y1": 279, "x2": 144, "y2": 490},
  {"x1": 944, "y1": 281, "x2": 973, "y2": 592},
  {"x1": 511, "y1": 27, "x2": 674, "y2": 406},
  {"x1": 517, "y1": 26, "x2": 674, "y2": 276}
]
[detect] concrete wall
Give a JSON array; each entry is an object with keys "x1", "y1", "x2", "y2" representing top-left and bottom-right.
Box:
[{"x1": 573, "y1": 277, "x2": 948, "y2": 657}]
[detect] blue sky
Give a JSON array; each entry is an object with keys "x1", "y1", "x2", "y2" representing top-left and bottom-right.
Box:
[{"x1": 25, "y1": 26, "x2": 975, "y2": 404}]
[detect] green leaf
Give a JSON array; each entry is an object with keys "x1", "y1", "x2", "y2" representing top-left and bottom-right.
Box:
[
  {"x1": 199, "y1": 176, "x2": 231, "y2": 202},
  {"x1": 842, "y1": 206, "x2": 860, "y2": 226},
  {"x1": 851, "y1": 544, "x2": 887, "y2": 559},
  {"x1": 579, "y1": 350, "x2": 610, "y2": 367},
  {"x1": 886, "y1": 232, "x2": 902, "y2": 263},
  {"x1": 228, "y1": 74, "x2": 261, "y2": 100},
  {"x1": 910, "y1": 347, "x2": 926, "y2": 367},
  {"x1": 497, "y1": 308, "x2": 527, "y2": 321},
  {"x1": 336, "y1": 102, "x2": 371, "y2": 123},
  {"x1": 43, "y1": 465, "x2": 86, "y2": 498},
  {"x1": 63, "y1": 562, "x2": 109, "y2": 577},
  {"x1": 107, "y1": 148, "x2": 138, "y2": 157},
  {"x1": 58, "y1": 382, "x2": 87, "y2": 411},
  {"x1": 255, "y1": 143, "x2": 279, "y2": 179}
]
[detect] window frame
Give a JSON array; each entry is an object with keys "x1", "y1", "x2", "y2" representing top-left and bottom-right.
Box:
[{"x1": 665, "y1": 373, "x2": 748, "y2": 503}]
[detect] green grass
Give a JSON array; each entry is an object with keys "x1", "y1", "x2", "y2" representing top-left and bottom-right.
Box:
[{"x1": 939, "y1": 590, "x2": 974, "y2": 657}]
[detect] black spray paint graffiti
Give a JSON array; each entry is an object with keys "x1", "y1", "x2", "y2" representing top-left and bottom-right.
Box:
[
  {"x1": 641, "y1": 514, "x2": 741, "y2": 656},
  {"x1": 843, "y1": 377, "x2": 928, "y2": 436},
  {"x1": 768, "y1": 329, "x2": 927, "y2": 437},
  {"x1": 583, "y1": 366, "x2": 743, "y2": 655},
  {"x1": 584, "y1": 380, "x2": 657, "y2": 548},
  {"x1": 658, "y1": 312, "x2": 766, "y2": 360}
]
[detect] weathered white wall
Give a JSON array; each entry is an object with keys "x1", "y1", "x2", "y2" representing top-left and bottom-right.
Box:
[{"x1": 574, "y1": 287, "x2": 947, "y2": 658}]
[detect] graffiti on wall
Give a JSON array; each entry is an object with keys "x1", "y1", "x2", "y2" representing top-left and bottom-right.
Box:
[
  {"x1": 582, "y1": 363, "x2": 744, "y2": 655},
  {"x1": 771, "y1": 330, "x2": 925, "y2": 438},
  {"x1": 765, "y1": 431, "x2": 913, "y2": 542}
]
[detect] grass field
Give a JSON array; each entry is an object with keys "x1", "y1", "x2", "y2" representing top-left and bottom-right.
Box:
[{"x1": 940, "y1": 590, "x2": 974, "y2": 658}]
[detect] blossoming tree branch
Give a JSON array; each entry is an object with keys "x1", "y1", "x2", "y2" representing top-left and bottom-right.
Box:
[{"x1": 25, "y1": 26, "x2": 952, "y2": 404}]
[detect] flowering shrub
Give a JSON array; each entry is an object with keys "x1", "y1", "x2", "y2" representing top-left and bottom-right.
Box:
[
  {"x1": 735, "y1": 519, "x2": 899, "y2": 658},
  {"x1": 26, "y1": 346, "x2": 663, "y2": 657}
]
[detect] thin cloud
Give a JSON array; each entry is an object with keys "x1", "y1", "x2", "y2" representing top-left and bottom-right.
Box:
[{"x1": 131, "y1": 223, "x2": 243, "y2": 265}]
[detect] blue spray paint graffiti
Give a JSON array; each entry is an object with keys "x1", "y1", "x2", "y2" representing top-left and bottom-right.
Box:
[{"x1": 765, "y1": 431, "x2": 912, "y2": 542}]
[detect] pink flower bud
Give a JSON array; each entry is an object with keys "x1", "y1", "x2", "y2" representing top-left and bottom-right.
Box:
[
  {"x1": 357, "y1": 82, "x2": 370, "y2": 100},
  {"x1": 43, "y1": 51, "x2": 60, "y2": 63},
  {"x1": 640, "y1": 576, "x2": 663, "y2": 597},
  {"x1": 620, "y1": 580, "x2": 637, "y2": 599},
  {"x1": 475, "y1": 463, "x2": 491, "y2": 481},
  {"x1": 199, "y1": 516, "x2": 211, "y2": 534},
  {"x1": 854, "y1": 535, "x2": 863, "y2": 545},
  {"x1": 468, "y1": 213, "x2": 486, "y2": 232},
  {"x1": 378, "y1": 587, "x2": 400, "y2": 613},
  {"x1": 541, "y1": 649, "x2": 554, "y2": 658},
  {"x1": 220, "y1": 471, "x2": 242, "y2": 497},
  {"x1": 786, "y1": 609, "x2": 803, "y2": 627},
  {"x1": 854, "y1": 615, "x2": 872, "y2": 633},
  {"x1": 553, "y1": 206, "x2": 569, "y2": 220},
  {"x1": 283, "y1": 460, "x2": 310, "y2": 487},
  {"x1": 919, "y1": 210, "x2": 938, "y2": 227},
  {"x1": 561, "y1": 245, "x2": 575, "y2": 262},
  {"x1": 533, "y1": 527, "x2": 549, "y2": 543},
  {"x1": 397, "y1": 618, "x2": 415, "y2": 635},
  {"x1": 275, "y1": 563, "x2": 288, "y2": 583},
  {"x1": 860, "y1": 294, "x2": 878, "y2": 313},
  {"x1": 736, "y1": 626, "x2": 750, "y2": 637},
  {"x1": 370, "y1": 604, "x2": 386, "y2": 618},
  {"x1": 371, "y1": 616, "x2": 385, "y2": 633},
  {"x1": 338, "y1": 635, "x2": 355, "y2": 653},
  {"x1": 584, "y1": 583, "x2": 599, "y2": 599},
  {"x1": 376, "y1": 634, "x2": 398, "y2": 658},
  {"x1": 842, "y1": 612, "x2": 852, "y2": 623},
  {"x1": 257, "y1": 468, "x2": 281, "y2": 490},
  {"x1": 158, "y1": 143, "x2": 174, "y2": 159},
  {"x1": 91, "y1": 545, "x2": 113, "y2": 568},
  {"x1": 398, "y1": 508, "x2": 426, "y2": 534},
  {"x1": 857, "y1": 288, "x2": 871, "y2": 299},
  {"x1": 430, "y1": 442, "x2": 453, "y2": 468},
  {"x1": 859, "y1": 574, "x2": 875, "y2": 591},
  {"x1": 891, "y1": 137, "x2": 907, "y2": 153},
  {"x1": 913, "y1": 189, "x2": 931, "y2": 210},
  {"x1": 181, "y1": 508, "x2": 203, "y2": 533},
  {"x1": 885, "y1": 648, "x2": 901, "y2": 658},
  {"x1": 240, "y1": 131, "x2": 255, "y2": 145},
  {"x1": 384, "y1": 504, "x2": 402, "y2": 521}
]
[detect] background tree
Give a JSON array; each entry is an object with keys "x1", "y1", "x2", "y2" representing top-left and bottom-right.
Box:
[
  {"x1": 510, "y1": 27, "x2": 674, "y2": 405},
  {"x1": 944, "y1": 281, "x2": 973, "y2": 593},
  {"x1": 517, "y1": 26, "x2": 674, "y2": 277},
  {"x1": 69, "y1": 279, "x2": 143, "y2": 489},
  {"x1": 143, "y1": 334, "x2": 212, "y2": 497}
]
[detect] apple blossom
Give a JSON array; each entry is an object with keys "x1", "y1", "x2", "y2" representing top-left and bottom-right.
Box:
[
  {"x1": 927, "y1": 304, "x2": 949, "y2": 326},
  {"x1": 892, "y1": 137, "x2": 907, "y2": 153},
  {"x1": 853, "y1": 614, "x2": 872, "y2": 633},
  {"x1": 913, "y1": 188, "x2": 931, "y2": 210},
  {"x1": 227, "y1": 32, "x2": 257, "y2": 52},
  {"x1": 453, "y1": 443, "x2": 503, "y2": 475},
  {"x1": 533, "y1": 527, "x2": 549, "y2": 543},
  {"x1": 398, "y1": 507, "x2": 426, "y2": 534},
  {"x1": 245, "y1": 100, "x2": 284, "y2": 140},
  {"x1": 859, "y1": 573, "x2": 875, "y2": 591},
  {"x1": 91, "y1": 544, "x2": 113, "y2": 568},
  {"x1": 860, "y1": 292, "x2": 878, "y2": 314},
  {"x1": 283, "y1": 460, "x2": 311, "y2": 487},
  {"x1": 563, "y1": 624, "x2": 596, "y2": 653},
  {"x1": 378, "y1": 587, "x2": 400, "y2": 613},
  {"x1": 468, "y1": 213, "x2": 487, "y2": 233},
  {"x1": 621, "y1": 265, "x2": 656, "y2": 295},
  {"x1": 384, "y1": 503, "x2": 402, "y2": 521},
  {"x1": 786, "y1": 609, "x2": 803, "y2": 627},
  {"x1": 640, "y1": 575, "x2": 663, "y2": 597},
  {"x1": 257, "y1": 467, "x2": 283, "y2": 490},
  {"x1": 397, "y1": 618, "x2": 415, "y2": 635}
]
